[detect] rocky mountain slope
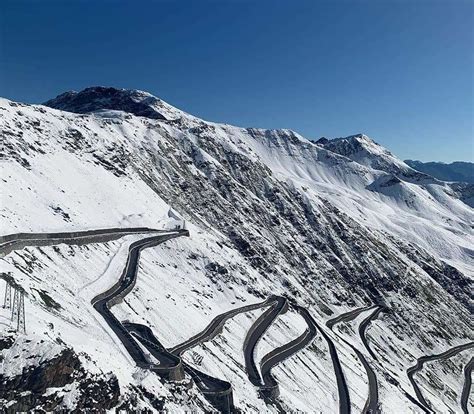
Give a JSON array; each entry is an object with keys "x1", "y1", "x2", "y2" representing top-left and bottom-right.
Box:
[{"x1": 1, "y1": 87, "x2": 472, "y2": 413}]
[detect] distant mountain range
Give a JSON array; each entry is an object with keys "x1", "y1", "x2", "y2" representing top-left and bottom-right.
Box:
[{"x1": 405, "y1": 160, "x2": 474, "y2": 184}]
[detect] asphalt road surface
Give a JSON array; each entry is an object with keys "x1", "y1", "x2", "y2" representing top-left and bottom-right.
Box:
[
  {"x1": 313, "y1": 317, "x2": 351, "y2": 414},
  {"x1": 326, "y1": 305, "x2": 378, "y2": 329},
  {"x1": 259, "y1": 306, "x2": 317, "y2": 397},
  {"x1": 0, "y1": 227, "x2": 163, "y2": 257},
  {"x1": 91, "y1": 231, "x2": 188, "y2": 368},
  {"x1": 327, "y1": 305, "x2": 381, "y2": 414},
  {"x1": 461, "y1": 356, "x2": 474, "y2": 414},
  {"x1": 358, "y1": 306, "x2": 384, "y2": 362},
  {"x1": 243, "y1": 296, "x2": 288, "y2": 386},
  {"x1": 170, "y1": 296, "x2": 274, "y2": 356},
  {"x1": 353, "y1": 306, "x2": 429, "y2": 414},
  {"x1": 407, "y1": 341, "x2": 474, "y2": 413},
  {"x1": 123, "y1": 322, "x2": 182, "y2": 373},
  {"x1": 127, "y1": 321, "x2": 234, "y2": 412}
]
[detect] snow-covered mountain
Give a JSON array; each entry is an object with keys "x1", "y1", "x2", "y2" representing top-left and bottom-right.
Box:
[{"x1": 1, "y1": 87, "x2": 472, "y2": 413}]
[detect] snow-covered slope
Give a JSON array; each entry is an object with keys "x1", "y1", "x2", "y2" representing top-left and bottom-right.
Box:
[{"x1": 1, "y1": 87, "x2": 472, "y2": 413}]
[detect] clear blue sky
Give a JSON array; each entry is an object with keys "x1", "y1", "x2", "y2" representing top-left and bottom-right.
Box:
[{"x1": 1, "y1": 0, "x2": 472, "y2": 162}]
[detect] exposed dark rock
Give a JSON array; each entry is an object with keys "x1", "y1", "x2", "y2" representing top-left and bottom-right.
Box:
[
  {"x1": 44, "y1": 87, "x2": 167, "y2": 120},
  {"x1": 0, "y1": 347, "x2": 120, "y2": 412}
]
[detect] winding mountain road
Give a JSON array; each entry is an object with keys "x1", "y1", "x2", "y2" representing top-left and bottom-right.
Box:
[
  {"x1": 10, "y1": 227, "x2": 468, "y2": 414},
  {"x1": 123, "y1": 322, "x2": 184, "y2": 380},
  {"x1": 170, "y1": 296, "x2": 274, "y2": 356},
  {"x1": 125, "y1": 321, "x2": 234, "y2": 412},
  {"x1": 313, "y1": 317, "x2": 351, "y2": 414},
  {"x1": 1, "y1": 228, "x2": 190, "y2": 379},
  {"x1": 352, "y1": 306, "x2": 429, "y2": 413},
  {"x1": 91, "y1": 231, "x2": 188, "y2": 372},
  {"x1": 0, "y1": 227, "x2": 163, "y2": 257},
  {"x1": 327, "y1": 305, "x2": 381, "y2": 414},
  {"x1": 259, "y1": 306, "x2": 318, "y2": 400},
  {"x1": 461, "y1": 356, "x2": 474, "y2": 414},
  {"x1": 83, "y1": 229, "x2": 240, "y2": 412},
  {"x1": 243, "y1": 296, "x2": 288, "y2": 386},
  {"x1": 326, "y1": 305, "x2": 378, "y2": 329},
  {"x1": 407, "y1": 341, "x2": 474, "y2": 412},
  {"x1": 358, "y1": 306, "x2": 384, "y2": 362}
]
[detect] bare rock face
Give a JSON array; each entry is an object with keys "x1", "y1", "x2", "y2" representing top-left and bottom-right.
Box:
[
  {"x1": 44, "y1": 87, "x2": 168, "y2": 120},
  {"x1": 0, "y1": 345, "x2": 120, "y2": 412}
]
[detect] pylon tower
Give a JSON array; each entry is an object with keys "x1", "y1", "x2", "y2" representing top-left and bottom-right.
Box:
[
  {"x1": 10, "y1": 289, "x2": 26, "y2": 333},
  {"x1": 3, "y1": 283, "x2": 12, "y2": 309},
  {"x1": 11, "y1": 288, "x2": 19, "y2": 321},
  {"x1": 17, "y1": 292, "x2": 26, "y2": 333}
]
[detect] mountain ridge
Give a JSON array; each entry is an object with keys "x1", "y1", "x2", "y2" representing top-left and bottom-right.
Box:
[{"x1": 405, "y1": 159, "x2": 474, "y2": 184}]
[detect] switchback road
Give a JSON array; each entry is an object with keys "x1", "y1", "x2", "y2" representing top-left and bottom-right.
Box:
[
  {"x1": 0, "y1": 227, "x2": 163, "y2": 257},
  {"x1": 125, "y1": 321, "x2": 234, "y2": 413},
  {"x1": 259, "y1": 306, "x2": 317, "y2": 400},
  {"x1": 327, "y1": 305, "x2": 381, "y2": 414},
  {"x1": 243, "y1": 296, "x2": 288, "y2": 386},
  {"x1": 170, "y1": 296, "x2": 273, "y2": 356},
  {"x1": 326, "y1": 305, "x2": 378, "y2": 329},
  {"x1": 313, "y1": 317, "x2": 351, "y2": 414},
  {"x1": 123, "y1": 322, "x2": 184, "y2": 380},
  {"x1": 352, "y1": 306, "x2": 429, "y2": 413},
  {"x1": 358, "y1": 306, "x2": 384, "y2": 362},
  {"x1": 91, "y1": 231, "x2": 188, "y2": 373},
  {"x1": 407, "y1": 341, "x2": 474, "y2": 413},
  {"x1": 461, "y1": 356, "x2": 474, "y2": 414}
]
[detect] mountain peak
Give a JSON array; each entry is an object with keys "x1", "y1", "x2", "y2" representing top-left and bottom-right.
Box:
[
  {"x1": 315, "y1": 133, "x2": 388, "y2": 159},
  {"x1": 43, "y1": 86, "x2": 169, "y2": 120}
]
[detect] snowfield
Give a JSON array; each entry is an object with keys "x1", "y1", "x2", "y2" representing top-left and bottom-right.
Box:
[{"x1": 1, "y1": 88, "x2": 472, "y2": 413}]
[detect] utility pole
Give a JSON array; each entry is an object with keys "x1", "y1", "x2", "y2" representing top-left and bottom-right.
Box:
[{"x1": 3, "y1": 282, "x2": 12, "y2": 309}]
